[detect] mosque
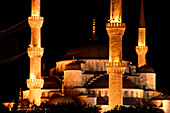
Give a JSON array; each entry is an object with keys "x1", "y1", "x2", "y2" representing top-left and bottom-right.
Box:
[{"x1": 4, "y1": 0, "x2": 170, "y2": 113}]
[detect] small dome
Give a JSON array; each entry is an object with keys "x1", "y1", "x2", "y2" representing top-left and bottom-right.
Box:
[
  {"x1": 49, "y1": 95, "x2": 76, "y2": 105},
  {"x1": 138, "y1": 65, "x2": 154, "y2": 73},
  {"x1": 65, "y1": 61, "x2": 83, "y2": 70},
  {"x1": 21, "y1": 99, "x2": 29, "y2": 106}
]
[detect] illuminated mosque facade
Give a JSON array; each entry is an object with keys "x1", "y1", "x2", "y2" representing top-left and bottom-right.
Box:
[{"x1": 15, "y1": 0, "x2": 170, "y2": 113}]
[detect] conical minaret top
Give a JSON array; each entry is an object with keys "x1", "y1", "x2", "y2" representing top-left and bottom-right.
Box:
[
  {"x1": 139, "y1": 0, "x2": 145, "y2": 28},
  {"x1": 110, "y1": 0, "x2": 122, "y2": 23},
  {"x1": 138, "y1": 0, "x2": 146, "y2": 46}
]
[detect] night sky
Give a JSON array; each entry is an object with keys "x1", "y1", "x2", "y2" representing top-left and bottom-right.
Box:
[{"x1": 0, "y1": 0, "x2": 169, "y2": 102}]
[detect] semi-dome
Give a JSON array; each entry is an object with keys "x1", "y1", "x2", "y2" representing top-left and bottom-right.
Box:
[
  {"x1": 137, "y1": 65, "x2": 154, "y2": 73},
  {"x1": 65, "y1": 60, "x2": 84, "y2": 70},
  {"x1": 43, "y1": 76, "x2": 62, "y2": 89},
  {"x1": 64, "y1": 40, "x2": 109, "y2": 59},
  {"x1": 65, "y1": 62, "x2": 81, "y2": 70}
]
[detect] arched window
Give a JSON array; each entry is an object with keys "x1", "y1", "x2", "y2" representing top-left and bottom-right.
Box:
[
  {"x1": 131, "y1": 91, "x2": 134, "y2": 97},
  {"x1": 124, "y1": 91, "x2": 128, "y2": 97},
  {"x1": 105, "y1": 91, "x2": 108, "y2": 97},
  {"x1": 42, "y1": 92, "x2": 46, "y2": 97},
  {"x1": 136, "y1": 92, "x2": 138, "y2": 98},
  {"x1": 96, "y1": 62, "x2": 99, "y2": 71},
  {"x1": 60, "y1": 64, "x2": 62, "y2": 72},
  {"x1": 98, "y1": 91, "x2": 101, "y2": 97}
]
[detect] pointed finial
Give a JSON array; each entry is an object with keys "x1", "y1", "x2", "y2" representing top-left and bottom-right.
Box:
[
  {"x1": 19, "y1": 87, "x2": 22, "y2": 96},
  {"x1": 89, "y1": 18, "x2": 98, "y2": 40},
  {"x1": 139, "y1": 0, "x2": 145, "y2": 28},
  {"x1": 61, "y1": 79, "x2": 64, "y2": 96},
  {"x1": 93, "y1": 19, "x2": 96, "y2": 35}
]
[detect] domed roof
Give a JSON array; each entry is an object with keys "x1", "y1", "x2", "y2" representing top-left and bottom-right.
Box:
[
  {"x1": 21, "y1": 99, "x2": 29, "y2": 106},
  {"x1": 43, "y1": 76, "x2": 62, "y2": 89},
  {"x1": 137, "y1": 65, "x2": 154, "y2": 73},
  {"x1": 64, "y1": 40, "x2": 109, "y2": 59},
  {"x1": 49, "y1": 95, "x2": 76, "y2": 105},
  {"x1": 65, "y1": 61, "x2": 82, "y2": 70}
]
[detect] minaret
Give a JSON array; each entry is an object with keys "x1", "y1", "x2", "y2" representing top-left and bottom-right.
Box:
[
  {"x1": 26, "y1": 0, "x2": 44, "y2": 106},
  {"x1": 105, "y1": 0, "x2": 126, "y2": 110},
  {"x1": 136, "y1": 0, "x2": 148, "y2": 68}
]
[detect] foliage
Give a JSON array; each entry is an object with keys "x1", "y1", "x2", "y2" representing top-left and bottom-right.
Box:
[
  {"x1": 0, "y1": 103, "x2": 10, "y2": 112},
  {"x1": 9, "y1": 102, "x2": 100, "y2": 113},
  {"x1": 105, "y1": 105, "x2": 164, "y2": 113}
]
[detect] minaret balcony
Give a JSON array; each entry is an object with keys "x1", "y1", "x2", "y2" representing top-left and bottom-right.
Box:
[
  {"x1": 28, "y1": 16, "x2": 44, "y2": 28},
  {"x1": 27, "y1": 79, "x2": 44, "y2": 89},
  {"x1": 106, "y1": 22, "x2": 125, "y2": 28},
  {"x1": 28, "y1": 16, "x2": 44, "y2": 21},
  {"x1": 27, "y1": 47, "x2": 44, "y2": 58},
  {"x1": 105, "y1": 62, "x2": 126, "y2": 74},
  {"x1": 136, "y1": 46, "x2": 148, "y2": 55},
  {"x1": 106, "y1": 62, "x2": 126, "y2": 67}
]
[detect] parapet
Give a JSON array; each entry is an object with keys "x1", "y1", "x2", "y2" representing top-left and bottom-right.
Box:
[
  {"x1": 27, "y1": 79, "x2": 44, "y2": 88},
  {"x1": 106, "y1": 22, "x2": 126, "y2": 28},
  {"x1": 105, "y1": 62, "x2": 126, "y2": 74}
]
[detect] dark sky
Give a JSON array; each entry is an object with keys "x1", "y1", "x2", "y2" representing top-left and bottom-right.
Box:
[{"x1": 0, "y1": 0, "x2": 169, "y2": 102}]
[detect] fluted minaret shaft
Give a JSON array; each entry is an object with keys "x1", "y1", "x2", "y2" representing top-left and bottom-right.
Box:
[
  {"x1": 31, "y1": 0, "x2": 40, "y2": 16},
  {"x1": 26, "y1": 0, "x2": 44, "y2": 106},
  {"x1": 110, "y1": 0, "x2": 122, "y2": 23}
]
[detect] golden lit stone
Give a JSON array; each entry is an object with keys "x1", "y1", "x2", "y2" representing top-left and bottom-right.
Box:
[
  {"x1": 27, "y1": 0, "x2": 44, "y2": 106},
  {"x1": 136, "y1": 46, "x2": 148, "y2": 68},
  {"x1": 138, "y1": 28, "x2": 146, "y2": 46},
  {"x1": 106, "y1": 0, "x2": 126, "y2": 108},
  {"x1": 106, "y1": 62, "x2": 126, "y2": 110},
  {"x1": 110, "y1": 0, "x2": 122, "y2": 23},
  {"x1": 31, "y1": 0, "x2": 40, "y2": 16},
  {"x1": 26, "y1": 79, "x2": 44, "y2": 106}
]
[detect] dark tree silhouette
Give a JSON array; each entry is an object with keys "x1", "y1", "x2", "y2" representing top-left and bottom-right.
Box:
[
  {"x1": 8, "y1": 102, "x2": 100, "y2": 113},
  {"x1": 105, "y1": 105, "x2": 164, "y2": 113}
]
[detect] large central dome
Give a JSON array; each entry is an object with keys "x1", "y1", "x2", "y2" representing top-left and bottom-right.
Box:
[{"x1": 63, "y1": 40, "x2": 109, "y2": 59}]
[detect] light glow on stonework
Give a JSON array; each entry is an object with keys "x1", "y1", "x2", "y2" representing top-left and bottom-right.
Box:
[
  {"x1": 30, "y1": 73, "x2": 35, "y2": 79},
  {"x1": 138, "y1": 28, "x2": 146, "y2": 46},
  {"x1": 32, "y1": 13, "x2": 39, "y2": 17},
  {"x1": 109, "y1": 19, "x2": 121, "y2": 24}
]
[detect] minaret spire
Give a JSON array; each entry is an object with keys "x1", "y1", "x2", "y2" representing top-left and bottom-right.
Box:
[
  {"x1": 136, "y1": 0, "x2": 148, "y2": 68},
  {"x1": 139, "y1": 0, "x2": 145, "y2": 28},
  {"x1": 27, "y1": 0, "x2": 44, "y2": 106},
  {"x1": 106, "y1": 0, "x2": 126, "y2": 110}
]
